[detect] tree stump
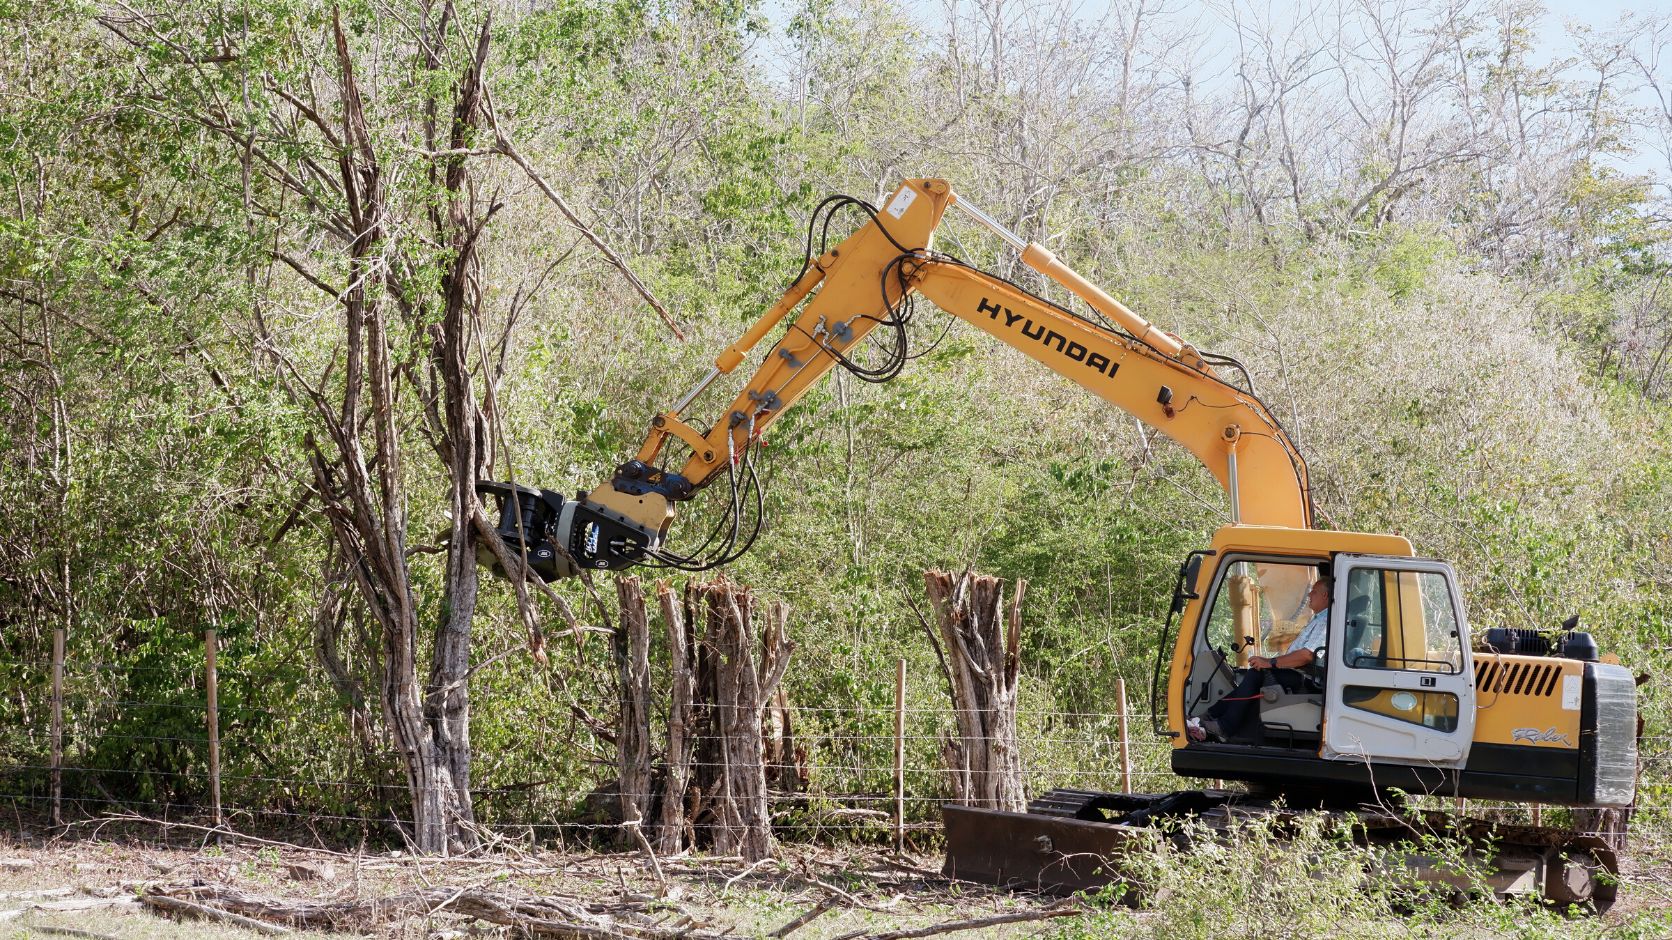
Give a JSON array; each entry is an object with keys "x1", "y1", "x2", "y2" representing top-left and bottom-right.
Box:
[
  {"x1": 653, "y1": 580, "x2": 698, "y2": 856},
  {"x1": 615, "y1": 576, "x2": 654, "y2": 839},
  {"x1": 925, "y1": 570, "x2": 1026, "y2": 812},
  {"x1": 699, "y1": 578, "x2": 795, "y2": 862},
  {"x1": 610, "y1": 576, "x2": 799, "y2": 861},
  {"x1": 764, "y1": 686, "x2": 808, "y2": 794}
]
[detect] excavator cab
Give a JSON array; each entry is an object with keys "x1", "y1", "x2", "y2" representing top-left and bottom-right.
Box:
[
  {"x1": 1322, "y1": 556, "x2": 1476, "y2": 766},
  {"x1": 1179, "y1": 547, "x2": 1478, "y2": 767},
  {"x1": 1170, "y1": 526, "x2": 1633, "y2": 813},
  {"x1": 1173, "y1": 529, "x2": 1481, "y2": 780}
]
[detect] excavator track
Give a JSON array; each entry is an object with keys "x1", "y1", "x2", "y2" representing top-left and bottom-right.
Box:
[{"x1": 943, "y1": 789, "x2": 1618, "y2": 912}]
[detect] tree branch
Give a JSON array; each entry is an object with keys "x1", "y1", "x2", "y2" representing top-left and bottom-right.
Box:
[{"x1": 483, "y1": 88, "x2": 684, "y2": 341}]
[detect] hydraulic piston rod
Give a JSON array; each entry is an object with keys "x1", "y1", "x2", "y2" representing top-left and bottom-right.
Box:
[{"x1": 952, "y1": 195, "x2": 1188, "y2": 361}]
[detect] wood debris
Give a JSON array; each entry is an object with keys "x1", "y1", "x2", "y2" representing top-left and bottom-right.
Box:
[{"x1": 143, "y1": 882, "x2": 740, "y2": 938}]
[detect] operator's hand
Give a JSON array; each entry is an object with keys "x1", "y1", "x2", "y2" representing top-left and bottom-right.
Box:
[{"x1": 1254, "y1": 656, "x2": 1276, "y2": 670}]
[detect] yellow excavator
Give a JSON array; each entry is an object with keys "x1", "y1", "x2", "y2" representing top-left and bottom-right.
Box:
[{"x1": 478, "y1": 179, "x2": 1639, "y2": 909}]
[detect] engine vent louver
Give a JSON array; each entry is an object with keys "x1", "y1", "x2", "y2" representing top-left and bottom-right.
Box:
[{"x1": 1477, "y1": 659, "x2": 1561, "y2": 696}]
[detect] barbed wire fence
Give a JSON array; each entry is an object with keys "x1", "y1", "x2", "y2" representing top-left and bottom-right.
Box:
[{"x1": 3, "y1": 627, "x2": 1667, "y2": 852}]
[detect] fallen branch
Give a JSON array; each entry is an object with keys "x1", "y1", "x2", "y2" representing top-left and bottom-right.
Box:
[
  {"x1": 770, "y1": 894, "x2": 840, "y2": 938},
  {"x1": 0, "y1": 888, "x2": 74, "y2": 901},
  {"x1": 62, "y1": 814, "x2": 364, "y2": 860},
  {"x1": 29, "y1": 925, "x2": 125, "y2": 940},
  {"x1": 145, "y1": 883, "x2": 736, "y2": 938},
  {"x1": 142, "y1": 894, "x2": 293, "y2": 935},
  {"x1": 721, "y1": 857, "x2": 773, "y2": 893},
  {"x1": 0, "y1": 897, "x2": 142, "y2": 919},
  {"x1": 829, "y1": 903, "x2": 1082, "y2": 940},
  {"x1": 810, "y1": 878, "x2": 890, "y2": 912}
]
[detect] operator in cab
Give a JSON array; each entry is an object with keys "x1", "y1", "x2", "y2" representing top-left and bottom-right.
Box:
[{"x1": 1191, "y1": 572, "x2": 1331, "y2": 744}]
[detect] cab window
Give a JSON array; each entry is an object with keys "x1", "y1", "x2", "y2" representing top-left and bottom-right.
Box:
[
  {"x1": 1342, "y1": 568, "x2": 1462, "y2": 674},
  {"x1": 1204, "y1": 560, "x2": 1322, "y2": 662}
]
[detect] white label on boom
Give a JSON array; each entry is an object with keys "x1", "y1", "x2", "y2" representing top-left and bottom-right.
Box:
[
  {"x1": 1561, "y1": 675, "x2": 1581, "y2": 711},
  {"x1": 886, "y1": 186, "x2": 917, "y2": 219}
]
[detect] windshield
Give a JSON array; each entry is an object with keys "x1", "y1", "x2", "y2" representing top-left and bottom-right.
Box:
[{"x1": 1202, "y1": 558, "x2": 1324, "y2": 664}]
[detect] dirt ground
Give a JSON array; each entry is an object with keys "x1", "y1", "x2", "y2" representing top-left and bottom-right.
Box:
[
  {"x1": 8, "y1": 820, "x2": 1672, "y2": 939},
  {"x1": 0, "y1": 827, "x2": 1070, "y2": 939}
]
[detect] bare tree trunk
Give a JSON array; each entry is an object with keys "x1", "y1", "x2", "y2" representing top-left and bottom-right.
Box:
[
  {"x1": 616, "y1": 576, "x2": 653, "y2": 840},
  {"x1": 655, "y1": 581, "x2": 697, "y2": 855},
  {"x1": 925, "y1": 570, "x2": 1026, "y2": 812},
  {"x1": 298, "y1": 11, "x2": 493, "y2": 855},
  {"x1": 701, "y1": 579, "x2": 794, "y2": 862}
]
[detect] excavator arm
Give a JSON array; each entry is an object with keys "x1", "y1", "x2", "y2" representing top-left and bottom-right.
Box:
[{"x1": 479, "y1": 178, "x2": 1312, "y2": 580}]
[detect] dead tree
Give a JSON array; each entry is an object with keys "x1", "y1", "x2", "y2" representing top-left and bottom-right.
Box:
[
  {"x1": 696, "y1": 578, "x2": 794, "y2": 862},
  {"x1": 925, "y1": 570, "x2": 1027, "y2": 812},
  {"x1": 616, "y1": 576, "x2": 654, "y2": 839},
  {"x1": 654, "y1": 581, "x2": 698, "y2": 855}
]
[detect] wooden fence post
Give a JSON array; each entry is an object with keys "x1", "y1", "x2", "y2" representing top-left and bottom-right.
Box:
[
  {"x1": 894, "y1": 657, "x2": 906, "y2": 852},
  {"x1": 50, "y1": 627, "x2": 64, "y2": 827},
  {"x1": 205, "y1": 628, "x2": 222, "y2": 831},
  {"x1": 1116, "y1": 676, "x2": 1131, "y2": 795}
]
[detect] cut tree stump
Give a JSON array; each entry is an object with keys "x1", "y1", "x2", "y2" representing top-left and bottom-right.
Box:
[
  {"x1": 924, "y1": 570, "x2": 1026, "y2": 812},
  {"x1": 700, "y1": 577, "x2": 795, "y2": 862},
  {"x1": 654, "y1": 580, "x2": 698, "y2": 856},
  {"x1": 616, "y1": 575, "x2": 654, "y2": 840},
  {"x1": 765, "y1": 685, "x2": 808, "y2": 794},
  {"x1": 611, "y1": 576, "x2": 803, "y2": 860}
]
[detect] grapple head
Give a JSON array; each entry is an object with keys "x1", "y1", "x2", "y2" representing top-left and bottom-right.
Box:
[{"x1": 476, "y1": 480, "x2": 662, "y2": 581}]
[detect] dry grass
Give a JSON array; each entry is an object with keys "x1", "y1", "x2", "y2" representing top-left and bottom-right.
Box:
[{"x1": 0, "y1": 832, "x2": 1064, "y2": 939}]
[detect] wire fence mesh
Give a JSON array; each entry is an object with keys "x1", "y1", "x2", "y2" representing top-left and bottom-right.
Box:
[{"x1": 3, "y1": 645, "x2": 1665, "y2": 844}]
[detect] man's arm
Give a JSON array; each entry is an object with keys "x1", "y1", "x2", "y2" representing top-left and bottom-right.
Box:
[{"x1": 1252, "y1": 648, "x2": 1315, "y2": 670}]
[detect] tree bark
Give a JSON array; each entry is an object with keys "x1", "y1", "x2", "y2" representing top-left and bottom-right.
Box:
[
  {"x1": 924, "y1": 570, "x2": 1026, "y2": 812},
  {"x1": 419, "y1": 13, "x2": 496, "y2": 852},
  {"x1": 697, "y1": 578, "x2": 794, "y2": 862},
  {"x1": 655, "y1": 581, "x2": 697, "y2": 855},
  {"x1": 616, "y1": 575, "x2": 654, "y2": 839}
]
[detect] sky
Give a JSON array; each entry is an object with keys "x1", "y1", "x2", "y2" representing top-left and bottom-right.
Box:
[
  {"x1": 755, "y1": 0, "x2": 1672, "y2": 184},
  {"x1": 1520, "y1": 0, "x2": 1668, "y2": 179}
]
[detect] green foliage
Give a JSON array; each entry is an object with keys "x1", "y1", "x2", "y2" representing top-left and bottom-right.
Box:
[
  {"x1": 1048, "y1": 816, "x2": 1672, "y2": 940},
  {"x1": 1, "y1": 0, "x2": 1671, "y2": 887}
]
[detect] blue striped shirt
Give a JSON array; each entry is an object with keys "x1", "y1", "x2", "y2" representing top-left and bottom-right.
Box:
[{"x1": 1286, "y1": 608, "x2": 1329, "y2": 656}]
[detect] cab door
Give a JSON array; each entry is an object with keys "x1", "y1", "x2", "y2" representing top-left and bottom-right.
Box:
[{"x1": 1322, "y1": 556, "x2": 1475, "y2": 768}]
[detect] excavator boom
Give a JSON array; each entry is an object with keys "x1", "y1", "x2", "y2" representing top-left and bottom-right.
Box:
[{"x1": 476, "y1": 179, "x2": 1311, "y2": 580}]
